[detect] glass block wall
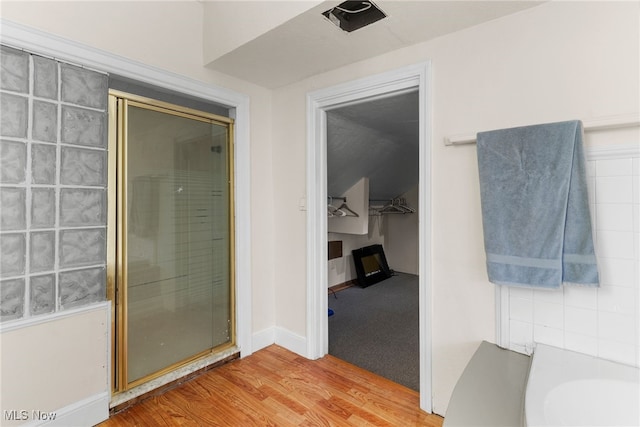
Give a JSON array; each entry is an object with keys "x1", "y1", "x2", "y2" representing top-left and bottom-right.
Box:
[{"x1": 0, "y1": 46, "x2": 108, "y2": 321}]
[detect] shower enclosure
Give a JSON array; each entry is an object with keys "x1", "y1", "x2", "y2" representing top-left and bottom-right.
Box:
[{"x1": 108, "y1": 91, "x2": 235, "y2": 392}]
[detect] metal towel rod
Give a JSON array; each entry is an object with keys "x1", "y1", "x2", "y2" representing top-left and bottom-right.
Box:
[{"x1": 444, "y1": 113, "x2": 640, "y2": 146}]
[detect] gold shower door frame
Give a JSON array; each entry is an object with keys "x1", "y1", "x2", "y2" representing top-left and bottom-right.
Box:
[{"x1": 107, "y1": 91, "x2": 236, "y2": 394}]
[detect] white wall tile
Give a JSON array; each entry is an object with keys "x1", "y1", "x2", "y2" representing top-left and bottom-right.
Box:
[
  {"x1": 598, "y1": 258, "x2": 635, "y2": 287},
  {"x1": 598, "y1": 311, "x2": 636, "y2": 344},
  {"x1": 533, "y1": 300, "x2": 564, "y2": 329},
  {"x1": 510, "y1": 319, "x2": 533, "y2": 352},
  {"x1": 506, "y1": 154, "x2": 639, "y2": 366},
  {"x1": 597, "y1": 158, "x2": 633, "y2": 177},
  {"x1": 564, "y1": 285, "x2": 598, "y2": 310},
  {"x1": 564, "y1": 306, "x2": 598, "y2": 336},
  {"x1": 533, "y1": 288, "x2": 564, "y2": 304},
  {"x1": 596, "y1": 176, "x2": 633, "y2": 204},
  {"x1": 598, "y1": 284, "x2": 636, "y2": 315},
  {"x1": 534, "y1": 324, "x2": 564, "y2": 348},
  {"x1": 510, "y1": 296, "x2": 533, "y2": 323},
  {"x1": 598, "y1": 339, "x2": 636, "y2": 366},
  {"x1": 510, "y1": 287, "x2": 533, "y2": 300},
  {"x1": 596, "y1": 203, "x2": 633, "y2": 232},
  {"x1": 564, "y1": 332, "x2": 598, "y2": 356},
  {"x1": 597, "y1": 230, "x2": 635, "y2": 259}
]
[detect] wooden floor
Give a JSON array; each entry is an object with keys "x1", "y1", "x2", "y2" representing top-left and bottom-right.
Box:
[{"x1": 99, "y1": 345, "x2": 444, "y2": 426}]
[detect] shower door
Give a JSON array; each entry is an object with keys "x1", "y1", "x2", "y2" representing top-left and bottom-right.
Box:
[{"x1": 108, "y1": 91, "x2": 235, "y2": 391}]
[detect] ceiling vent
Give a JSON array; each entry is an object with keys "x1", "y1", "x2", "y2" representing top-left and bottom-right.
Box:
[{"x1": 322, "y1": 1, "x2": 387, "y2": 33}]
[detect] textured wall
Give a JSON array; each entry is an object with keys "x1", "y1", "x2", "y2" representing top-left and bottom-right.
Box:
[{"x1": 0, "y1": 46, "x2": 108, "y2": 321}]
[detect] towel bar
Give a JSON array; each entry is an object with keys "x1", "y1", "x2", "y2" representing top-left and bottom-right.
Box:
[{"x1": 444, "y1": 113, "x2": 640, "y2": 146}]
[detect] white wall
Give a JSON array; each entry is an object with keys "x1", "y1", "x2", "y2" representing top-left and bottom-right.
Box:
[
  {"x1": 0, "y1": 303, "x2": 110, "y2": 426},
  {"x1": 385, "y1": 185, "x2": 419, "y2": 275},
  {"x1": 270, "y1": 1, "x2": 639, "y2": 414}
]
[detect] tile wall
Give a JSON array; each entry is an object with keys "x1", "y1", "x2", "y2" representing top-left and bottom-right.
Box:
[
  {"x1": 0, "y1": 46, "x2": 108, "y2": 321},
  {"x1": 507, "y1": 153, "x2": 640, "y2": 366}
]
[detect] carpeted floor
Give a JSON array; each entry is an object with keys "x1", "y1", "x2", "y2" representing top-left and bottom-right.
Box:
[{"x1": 328, "y1": 272, "x2": 419, "y2": 391}]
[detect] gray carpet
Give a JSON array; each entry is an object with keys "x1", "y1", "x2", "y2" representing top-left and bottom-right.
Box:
[{"x1": 328, "y1": 272, "x2": 419, "y2": 391}]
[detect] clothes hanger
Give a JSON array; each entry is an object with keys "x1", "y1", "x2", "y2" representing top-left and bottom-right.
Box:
[{"x1": 336, "y1": 201, "x2": 359, "y2": 217}]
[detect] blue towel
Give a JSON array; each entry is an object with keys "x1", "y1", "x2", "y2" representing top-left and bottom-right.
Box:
[{"x1": 476, "y1": 120, "x2": 598, "y2": 289}]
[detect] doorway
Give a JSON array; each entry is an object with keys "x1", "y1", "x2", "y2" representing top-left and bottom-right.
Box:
[
  {"x1": 306, "y1": 62, "x2": 433, "y2": 412},
  {"x1": 326, "y1": 90, "x2": 420, "y2": 391},
  {"x1": 108, "y1": 91, "x2": 235, "y2": 393}
]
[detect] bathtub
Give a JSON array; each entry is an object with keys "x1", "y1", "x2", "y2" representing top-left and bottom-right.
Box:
[{"x1": 525, "y1": 343, "x2": 640, "y2": 427}]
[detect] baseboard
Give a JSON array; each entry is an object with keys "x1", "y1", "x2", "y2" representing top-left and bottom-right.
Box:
[
  {"x1": 275, "y1": 327, "x2": 307, "y2": 357},
  {"x1": 328, "y1": 279, "x2": 357, "y2": 293},
  {"x1": 252, "y1": 327, "x2": 276, "y2": 352},
  {"x1": 22, "y1": 391, "x2": 109, "y2": 427},
  {"x1": 253, "y1": 326, "x2": 308, "y2": 358}
]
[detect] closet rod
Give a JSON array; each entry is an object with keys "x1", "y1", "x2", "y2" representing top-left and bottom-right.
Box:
[{"x1": 444, "y1": 113, "x2": 640, "y2": 146}]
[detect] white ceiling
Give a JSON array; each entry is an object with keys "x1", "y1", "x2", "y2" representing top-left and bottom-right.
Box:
[
  {"x1": 204, "y1": 0, "x2": 545, "y2": 202},
  {"x1": 206, "y1": 0, "x2": 545, "y2": 89}
]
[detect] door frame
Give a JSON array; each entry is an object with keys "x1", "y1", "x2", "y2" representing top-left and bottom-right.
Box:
[{"x1": 305, "y1": 62, "x2": 433, "y2": 412}]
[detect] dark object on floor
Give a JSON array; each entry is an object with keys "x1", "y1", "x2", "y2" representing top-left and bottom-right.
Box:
[
  {"x1": 351, "y1": 244, "x2": 391, "y2": 287},
  {"x1": 328, "y1": 308, "x2": 334, "y2": 316}
]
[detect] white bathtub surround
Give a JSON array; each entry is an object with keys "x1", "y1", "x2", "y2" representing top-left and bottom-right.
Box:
[
  {"x1": 525, "y1": 343, "x2": 640, "y2": 427},
  {"x1": 500, "y1": 146, "x2": 640, "y2": 367}
]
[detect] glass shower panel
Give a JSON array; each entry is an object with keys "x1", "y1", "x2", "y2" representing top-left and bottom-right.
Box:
[{"x1": 125, "y1": 103, "x2": 231, "y2": 384}]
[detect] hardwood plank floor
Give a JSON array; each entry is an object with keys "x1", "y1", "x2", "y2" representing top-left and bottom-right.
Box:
[{"x1": 99, "y1": 345, "x2": 444, "y2": 426}]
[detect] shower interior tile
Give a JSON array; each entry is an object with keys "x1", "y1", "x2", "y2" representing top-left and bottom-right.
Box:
[{"x1": 0, "y1": 140, "x2": 26, "y2": 183}]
